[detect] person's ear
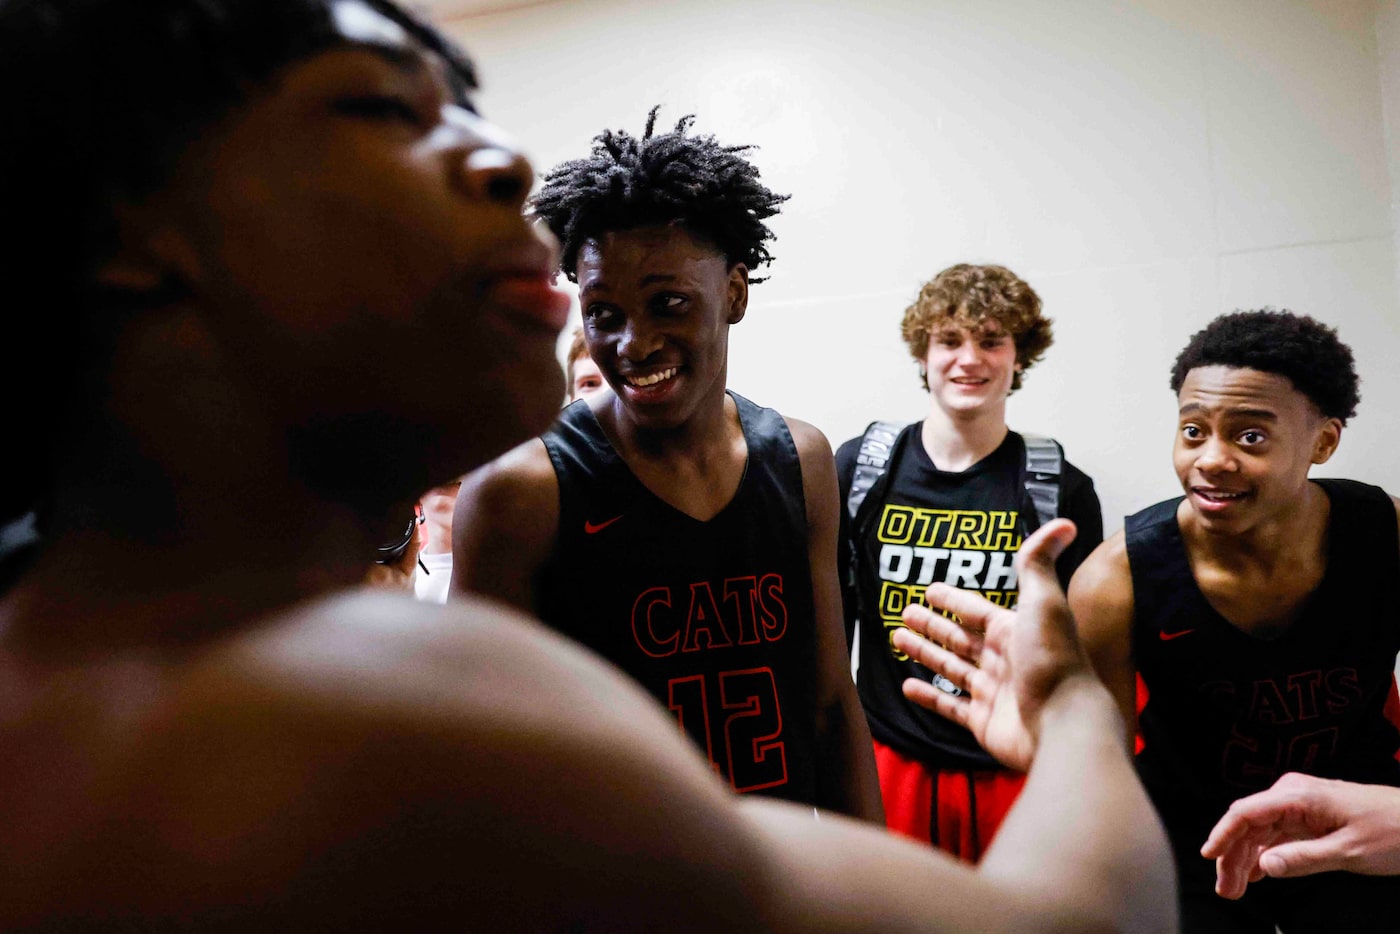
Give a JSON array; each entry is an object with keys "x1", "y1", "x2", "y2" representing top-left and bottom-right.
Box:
[
  {"x1": 726, "y1": 263, "x2": 748, "y2": 325},
  {"x1": 1311, "y1": 417, "x2": 1343, "y2": 465}
]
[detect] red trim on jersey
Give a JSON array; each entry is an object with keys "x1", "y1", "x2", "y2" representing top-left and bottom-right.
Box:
[
  {"x1": 1134, "y1": 672, "x2": 1149, "y2": 755},
  {"x1": 872, "y1": 739, "x2": 1025, "y2": 863},
  {"x1": 1385, "y1": 675, "x2": 1400, "y2": 764}
]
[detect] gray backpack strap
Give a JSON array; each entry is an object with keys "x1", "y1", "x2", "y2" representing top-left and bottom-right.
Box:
[
  {"x1": 846, "y1": 421, "x2": 906, "y2": 521},
  {"x1": 1021, "y1": 433, "x2": 1063, "y2": 529}
]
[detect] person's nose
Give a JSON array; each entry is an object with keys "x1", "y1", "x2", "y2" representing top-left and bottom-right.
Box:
[
  {"x1": 443, "y1": 107, "x2": 534, "y2": 209},
  {"x1": 618, "y1": 317, "x2": 663, "y2": 362},
  {"x1": 1194, "y1": 435, "x2": 1238, "y2": 475}
]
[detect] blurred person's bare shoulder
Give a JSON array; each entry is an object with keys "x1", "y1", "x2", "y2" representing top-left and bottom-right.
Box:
[{"x1": 0, "y1": 591, "x2": 752, "y2": 930}]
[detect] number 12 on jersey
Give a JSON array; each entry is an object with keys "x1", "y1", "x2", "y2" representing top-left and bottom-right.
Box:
[{"x1": 667, "y1": 667, "x2": 788, "y2": 793}]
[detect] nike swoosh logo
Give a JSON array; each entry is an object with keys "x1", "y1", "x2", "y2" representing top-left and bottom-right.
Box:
[
  {"x1": 1159, "y1": 629, "x2": 1196, "y2": 641},
  {"x1": 584, "y1": 515, "x2": 624, "y2": 534}
]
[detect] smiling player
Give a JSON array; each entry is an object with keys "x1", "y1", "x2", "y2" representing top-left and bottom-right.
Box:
[
  {"x1": 837, "y1": 263, "x2": 1103, "y2": 859},
  {"x1": 1072, "y1": 309, "x2": 1400, "y2": 931},
  {"x1": 453, "y1": 111, "x2": 882, "y2": 821}
]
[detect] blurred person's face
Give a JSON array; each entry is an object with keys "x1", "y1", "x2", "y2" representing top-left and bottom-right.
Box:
[
  {"x1": 419, "y1": 479, "x2": 461, "y2": 552},
  {"x1": 125, "y1": 0, "x2": 569, "y2": 483},
  {"x1": 570, "y1": 354, "x2": 605, "y2": 401}
]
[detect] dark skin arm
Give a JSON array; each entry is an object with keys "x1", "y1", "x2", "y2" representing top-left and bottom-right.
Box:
[
  {"x1": 1054, "y1": 470, "x2": 1103, "y2": 589},
  {"x1": 451, "y1": 438, "x2": 558, "y2": 611},
  {"x1": 833, "y1": 435, "x2": 862, "y2": 652},
  {"x1": 790, "y1": 418, "x2": 883, "y2": 823},
  {"x1": 9, "y1": 585, "x2": 1173, "y2": 932},
  {"x1": 1067, "y1": 531, "x2": 1138, "y2": 745}
]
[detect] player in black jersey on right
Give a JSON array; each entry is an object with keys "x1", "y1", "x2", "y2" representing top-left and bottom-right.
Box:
[
  {"x1": 1072, "y1": 310, "x2": 1400, "y2": 932},
  {"x1": 454, "y1": 111, "x2": 883, "y2": 821}
]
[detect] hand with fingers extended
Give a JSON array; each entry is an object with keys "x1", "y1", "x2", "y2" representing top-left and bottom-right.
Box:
[
  {"x1": 1202, "y1": 773, "x2": 1400, "y2": 898},
  {"x1": 891, "y1": 519, "x2": 1096, "y2": 771}
]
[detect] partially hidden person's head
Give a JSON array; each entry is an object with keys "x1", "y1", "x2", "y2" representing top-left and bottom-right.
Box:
[
  {"x1": 901, "y1": 264, "x2": 1053, "y2": 406},
  {"x1": 1, "y1": 0, "x2": 569, "y2": 528},
  {"x1": 1169, "y1": 309, "x2": 1356, "y2": 533},
  {"x1": 565, "y1": 326, "x2": 605, "y2": 401},
  {"x1": 418, "y1": 478, "x2": 462, "y2": 554},
  {"x1": 531, "y1": 108, "x2": 787, "y2": 430}
]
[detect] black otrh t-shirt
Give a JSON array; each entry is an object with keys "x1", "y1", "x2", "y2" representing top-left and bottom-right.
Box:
[{"x1": 836, "y1": 426, "x2": 1102, "y2": 771}]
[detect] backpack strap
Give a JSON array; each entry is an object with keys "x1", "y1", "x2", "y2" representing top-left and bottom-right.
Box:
[
  {"x1": 846, "y1": 420, "x2": 906, "y2": 522},
  {"x1": 1020, "y1": 433, "x2": 1063, "y2": 529}
]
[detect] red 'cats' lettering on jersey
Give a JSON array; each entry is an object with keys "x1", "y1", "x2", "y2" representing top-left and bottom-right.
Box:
[{"x1": 631, "y1": 574, "x2": 787, "y2": 658}]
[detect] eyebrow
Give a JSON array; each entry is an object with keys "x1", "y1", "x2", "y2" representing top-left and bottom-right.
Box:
[
  {"x1": 1178, "y1": 403, "x2": 1278, "y2": 421},
  {"x1": 343, "y1": 37, "x2": 432, "y2": 75},
  {"x1": 580, "y1": 272, "x2": 685, "y2": 294},
  {"x1": 338, "y1": 38, "x2": 477, "y2": 110}
]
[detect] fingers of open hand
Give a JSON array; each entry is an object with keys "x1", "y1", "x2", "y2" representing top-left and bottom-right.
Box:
[
  {"x1": 915, "y1": 583, "x2": 997, "y2": 637},
  {"x1": 900, "y1": 602, "x2": 985, "y2": 660},
  {"x1": 892, "y1": 627, "x2": 981, "y2": 691},
  {"x1": 1016, "y1": 518, "x2": 1076, "y2": 576},
  {"x1": 902, "y1": 676, "x2": 972, "y2": 729}
]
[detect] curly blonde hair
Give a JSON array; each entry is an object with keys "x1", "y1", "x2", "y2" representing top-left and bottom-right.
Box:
[{"x1": 900, "y1": 264, "x2": 1053, "y2": 393}]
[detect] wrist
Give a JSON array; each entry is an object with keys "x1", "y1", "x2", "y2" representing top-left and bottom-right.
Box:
[{"x1": 1037, "y1": 673, "x2": 1126, "y2": 750}]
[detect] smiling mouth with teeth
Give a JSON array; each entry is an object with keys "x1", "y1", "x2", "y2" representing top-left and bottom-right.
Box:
[
  {"x1": 625, "y1": 367, "x2": 678, "y2": 388},
  {"x1": 1195, "y1": 489, "x2": 1247, "y2": 502}
]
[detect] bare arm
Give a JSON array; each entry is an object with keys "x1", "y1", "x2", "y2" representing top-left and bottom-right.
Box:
[
  {"x1": 896, "y1": 520, "x2": 1176, "y2": 932},
  {"x1": 789, "y1": 418, "x2": 883, "y2": 823},
  {"x1": 21, "y1": 567, "x2": 1176, "y2": 931},
  {"x1": 1068, "y1": 533, "x2": 1137, "y2": 745},
  {"x1": 450, "y1": 438, "x2": 558, "y2": 612}
]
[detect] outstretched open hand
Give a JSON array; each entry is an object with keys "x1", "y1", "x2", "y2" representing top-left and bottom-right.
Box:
[{"x1": 892, "y1": 519, "x2": 1087, "y2": 772}]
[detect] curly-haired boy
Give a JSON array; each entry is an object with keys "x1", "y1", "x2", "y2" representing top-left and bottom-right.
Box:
[{"x1": 837, "y1": 263, "x2": 1103, "y2": 860}]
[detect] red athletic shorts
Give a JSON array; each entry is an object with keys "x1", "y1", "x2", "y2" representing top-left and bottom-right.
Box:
[{"x1": 872, "y1": 739, "x2": 1026, "y2": 863}]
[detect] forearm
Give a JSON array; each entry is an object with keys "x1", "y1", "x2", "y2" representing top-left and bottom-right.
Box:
[
  {"x1": 981, "y1": 675, "x2": 1176, "y2": 933},
  {"x1": 814, "y1": 694, "x2": 884, "y2": 823}
]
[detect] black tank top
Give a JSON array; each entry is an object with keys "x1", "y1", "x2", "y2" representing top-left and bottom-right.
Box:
[
  {"x1": 537, "y1": 392, "x2": 820, "y2": 806},
  {"x1": 1128, "y1": 479, "x2": 1400, "y2": 820}
]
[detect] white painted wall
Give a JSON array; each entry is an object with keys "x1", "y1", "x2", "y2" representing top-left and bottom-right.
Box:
[{"x1": 442, "y1": 0, "x2": 1400, "y2": 531}]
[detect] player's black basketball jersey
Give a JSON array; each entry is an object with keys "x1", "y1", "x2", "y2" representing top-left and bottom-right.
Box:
[
  {"x1": 537, "y1": 392, "x2": 820, "y2": 807},
  {"x1": 836, "y1": 427, "x2": 1101, "y2": 771},
  {"x1": 1129, "y1": 478, "x2": 1400, "y2": 823}
]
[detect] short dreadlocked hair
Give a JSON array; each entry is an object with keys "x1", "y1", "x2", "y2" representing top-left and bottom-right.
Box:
[
  {"x1": 531, "y1": 108, "x2": 788, "y2": 283},
  {"x1": 1170, "y1": 309, "x2": 1360, "y2": 424}
]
